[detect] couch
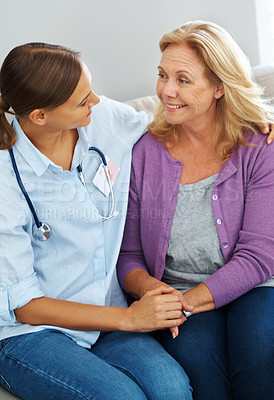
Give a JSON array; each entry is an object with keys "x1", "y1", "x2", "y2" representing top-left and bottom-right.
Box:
[{"x1": 0, "y1": 63, "x2": 273, "y2": 400}]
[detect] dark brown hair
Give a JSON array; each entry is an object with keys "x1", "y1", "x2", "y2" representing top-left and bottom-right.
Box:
[{"x1": 0, "y1": 43, "x2": 82, "y2": 149}]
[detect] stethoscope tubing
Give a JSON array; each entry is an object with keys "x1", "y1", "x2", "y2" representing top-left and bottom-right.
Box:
[
  {"x1": 88, "y1": 146, "x2": 107, "y2": 166},
  {"x1": 9, "y1": 147, "x2": 41, "y2": 229}
]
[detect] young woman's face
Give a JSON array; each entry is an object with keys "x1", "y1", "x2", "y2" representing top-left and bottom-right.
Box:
[
  {"x1": 156, "y1": 43, "x2": 223, "y2": 129},
  {"x1": 44, "y1": 63, "x2": 100, "y2": 131}
]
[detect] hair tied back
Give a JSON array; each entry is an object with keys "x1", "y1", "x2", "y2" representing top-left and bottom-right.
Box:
[{"x1": 0, "y1": 95, "x2": 10, "y2": 114}]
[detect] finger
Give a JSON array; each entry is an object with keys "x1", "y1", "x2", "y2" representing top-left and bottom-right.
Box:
[
  {"x1": 156, "y1": 301, "x2": 182, "y2": 312},
  {"x1": 156, "y1": 294, "x2": 184, "y2": 304},
  {"x1": 170, "y1": 326, "x2": 179, "y2": 339},
  {"x1": 259, "y1": 124, "x2": 269, "y2": 134},
  {"x1": 267, "y1": 126, "x2": 274, "y2": 144},
  {"x1": 165, "y1": 310, "x2": 184, "y2": 320},
  {"x1": 176, "y1": 296, "x2": 194, "y2": 312},
  {"x1": 145, "y1": 285, "x2": 174, "y2": 297},
  {"x1": 258, "y1": 123, "x2": 274, "y2": 144},
  {"x1": 182, "y1": 303, "x2": 194, "y2": 312},
  {"x1": 157, "y1": 318, "x2": 184, "y2": 330}
]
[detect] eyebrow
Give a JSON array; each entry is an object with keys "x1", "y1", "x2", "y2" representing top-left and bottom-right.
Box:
[{"x1": 158, "y1": 66, "x2": 191, "y2": 76}]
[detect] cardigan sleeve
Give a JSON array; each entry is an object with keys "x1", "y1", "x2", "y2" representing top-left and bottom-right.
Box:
[{"x1": 204, "y1": 138, "x2": 274, "y2": 308}]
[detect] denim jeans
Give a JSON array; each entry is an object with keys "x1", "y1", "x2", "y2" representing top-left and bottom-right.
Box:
[
  {"x1": 0, "y1": 329, "x2": 193, "y2": 400},
  {"x1": 154, "y1": 287, "x2": 274, "y2": 400}
]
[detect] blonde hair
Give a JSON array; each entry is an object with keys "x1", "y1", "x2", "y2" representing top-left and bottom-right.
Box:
[{"x1": 148, "y1": 21, "x2": 274, "y2": 159}]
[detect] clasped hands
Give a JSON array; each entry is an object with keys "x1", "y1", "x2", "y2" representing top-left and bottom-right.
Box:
[{"x1": 127, "y1": 286, "x2": 193, "y2": 339}]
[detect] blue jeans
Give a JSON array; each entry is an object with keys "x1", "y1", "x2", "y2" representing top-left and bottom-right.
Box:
[
  {"x1": 154, "y1": 287, "x2": 274, "y2": 400},
  {"x1": 0, "y1": 329, "x2": 192, "y2": 400}
]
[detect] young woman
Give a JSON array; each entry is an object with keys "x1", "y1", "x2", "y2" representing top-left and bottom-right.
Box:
[
  {"x1": 117, "y1": 21, "x2": 274, "y2": 400},
  {"x1": 0, "y1": 43, "x2": 193, "y2": 400}
]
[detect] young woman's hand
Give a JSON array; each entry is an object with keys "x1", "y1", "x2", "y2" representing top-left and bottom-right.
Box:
[
  {"x1": 168, "y1": 288, "x2": 194, "y2": 338},
  {"x1": 259, "y1": 123, "x2": 274, "y2": 143},
  {"x1": 125, "y1": 286, "x2": 184, "y2": 333}
]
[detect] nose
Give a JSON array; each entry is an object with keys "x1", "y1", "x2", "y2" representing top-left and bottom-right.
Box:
[
  {"x1": 88, "y1": 92, "x2": 100, "y2": 108},
  {"x1": 162, "y1": 79, "x2": 178, "y2": 99}
]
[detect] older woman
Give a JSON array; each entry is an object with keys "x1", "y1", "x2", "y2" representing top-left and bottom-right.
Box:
[{"x1": 117, "y1": 21, "x2": 274, "y2": 400}]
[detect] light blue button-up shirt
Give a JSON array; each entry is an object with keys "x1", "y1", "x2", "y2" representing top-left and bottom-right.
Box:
[{"x1": 0, "y1": 96, "x2": 150, "y2": 347}]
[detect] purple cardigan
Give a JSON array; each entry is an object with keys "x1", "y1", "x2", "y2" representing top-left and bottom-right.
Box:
[{"x1": 117, "y1": 131, "x2": 274, "y2": 308}]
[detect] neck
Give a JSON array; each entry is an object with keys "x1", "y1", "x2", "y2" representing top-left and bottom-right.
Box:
[
  {"x1": 175, "y1": 103, "x2": 218, "y2": 147},
  {"x1": 19, "y1": 119, "x2": 78, "y2": 170},
  {"x1": 167, "y1": 126, "x2": 216, "y2": 156}
]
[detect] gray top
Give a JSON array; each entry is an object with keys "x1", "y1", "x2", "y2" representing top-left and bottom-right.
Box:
[{"x1": 162, "y1": 173, "x2": 225, "y2": 292}]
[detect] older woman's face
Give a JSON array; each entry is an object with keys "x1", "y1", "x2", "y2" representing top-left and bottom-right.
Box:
[{"x1": 156, "y1": 43, "x2": 223, "y2": 129}]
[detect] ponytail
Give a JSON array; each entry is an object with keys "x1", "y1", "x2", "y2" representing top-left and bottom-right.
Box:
[{"x1": 0, "y1": 95, "x2": 16, "y2": 149}]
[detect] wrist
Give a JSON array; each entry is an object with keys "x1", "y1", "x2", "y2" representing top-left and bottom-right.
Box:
[
  {"x1": 124, "y1": 268, "x2": 164, "y2": 299},
  {"x1": 120, "y1": 305, "x2": 139, "y2": 332},
  {"x1": 183, "y1": 283, "x2": 215, "y2": 314}
]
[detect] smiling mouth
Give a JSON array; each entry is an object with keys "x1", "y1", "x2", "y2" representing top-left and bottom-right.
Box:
[{"x1": 165, "y1": 104, "x2": 186, "y2": 109}]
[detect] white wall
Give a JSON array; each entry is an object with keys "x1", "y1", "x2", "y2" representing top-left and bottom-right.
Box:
[{"x1": 0, "y1": 0, "x2": 273, "y2": 101}]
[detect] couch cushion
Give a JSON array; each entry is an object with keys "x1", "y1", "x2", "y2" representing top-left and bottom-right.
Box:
[
  {"x1": 0, "y1": 386, "x2": 20, "y2": 399},
  {"x1": 125, "y1": 95, "x2": 159, "y2": 114},
  {"x1": 252, "y1": 64, "x2": 274, "y2": 103}
]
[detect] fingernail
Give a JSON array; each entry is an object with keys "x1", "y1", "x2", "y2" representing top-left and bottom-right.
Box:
[
  {"x1": 267, "y1": 138, "x2": 272, "y2": 144},
  {"x1": 172, "y1": 332, "x2": 176, "y2": 339}
]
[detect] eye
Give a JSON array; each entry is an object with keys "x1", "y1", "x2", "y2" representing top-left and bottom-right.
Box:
[
  {"x1": 158, "y1": 72, "x2": 167, "y2": 79},
  {"x1": 80, "y1": 99, "x2": 88, "y2": 107},
  {"x1": 178, "y1": 78, "x2": 188, "y2": 84}
]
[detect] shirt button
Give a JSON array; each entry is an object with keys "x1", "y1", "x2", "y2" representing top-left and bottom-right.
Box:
[
  {"x1": 216, "y1": 218, "x2": 222, "y2": 225},
  {"x1": 222, "y1": 242, "x2": 229, "y2": 249},
  {"x1": 212, "y1": 194, "x2": 218, "y2": 200}
]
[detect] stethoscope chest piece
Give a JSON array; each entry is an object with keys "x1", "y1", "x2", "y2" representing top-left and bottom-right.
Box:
[
  {"x1": 32, "y1": 222, "x2": 51, "y2": 241},
  {"x1": 9, "y1": 148, "x2": 52, "y2": 241}
]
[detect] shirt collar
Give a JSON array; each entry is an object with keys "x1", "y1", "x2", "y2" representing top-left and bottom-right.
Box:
[
  {"x1": 71, "y1": 126, "x2": 90, "y2": 171},
  {"x1": 12, "y1": 118, "x2": 91, "y2": 177}
]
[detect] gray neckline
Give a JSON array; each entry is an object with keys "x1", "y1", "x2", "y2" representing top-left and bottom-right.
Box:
[{"x1": 179, "y1": 173, "x2": 219, "y2": 192}]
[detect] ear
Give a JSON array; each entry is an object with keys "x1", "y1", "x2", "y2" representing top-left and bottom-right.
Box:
[
  {"x1": 215, "y1": 82, "x2": 224, "y2": 99},
  {"x1": 28, "y1": 109, "x2": 47, "y2": 126}
]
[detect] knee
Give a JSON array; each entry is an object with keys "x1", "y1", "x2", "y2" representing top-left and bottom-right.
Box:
[
  {"x1": 148, "y1": 371, "x2": 193, "y2": 400},
  {"x1": 137, "y1": 343, "x2": 193, "y2": 400},
  {"x1": 157, "y1": 362, "x2": 193, "y2": 400}
]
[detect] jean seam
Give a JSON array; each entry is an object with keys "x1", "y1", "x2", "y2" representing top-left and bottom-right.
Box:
[
  {"x1": 1, "y1": 349, "x2": 89, "y2": 400},
  {"x1": 108, "y1": 362, "x2": 142, "y2": 389},
  {"x1": 0, "y1": 371, "x2": 13, "y2": 393}
]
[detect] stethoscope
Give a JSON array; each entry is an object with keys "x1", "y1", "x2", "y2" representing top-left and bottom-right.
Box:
[{"x1": 9, "y1": 146, "x2": 118, "y2": 241}]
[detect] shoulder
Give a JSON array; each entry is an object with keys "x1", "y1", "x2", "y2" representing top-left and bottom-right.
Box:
[
  {"x1": 133, "y1": 132, "x2": 163, "y2": 156},
  {"x1": 0, "y1": 149, "x2": 13, "y2": 179},
  {"x1": 84, "y1": 96, "x2": 151, "y2": 147},
  {"x1": 230, "y1": 129, "x2": 274, "y2": 178},
  {"x1": 0, "y1": 149, "x2": 29, "y2": 219},
  {"x1": 131, "y1": 133, "x2": 170, "y2": 178},
  {"x1": 232, "y1": 129, "x2": 274, "y2": 161},
  {"x1": 0, "y1": 148, "x2": 11, "y2": 162},
  {"x1": 93, "y1": 96, "x2": 150, "y2": 125}
]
